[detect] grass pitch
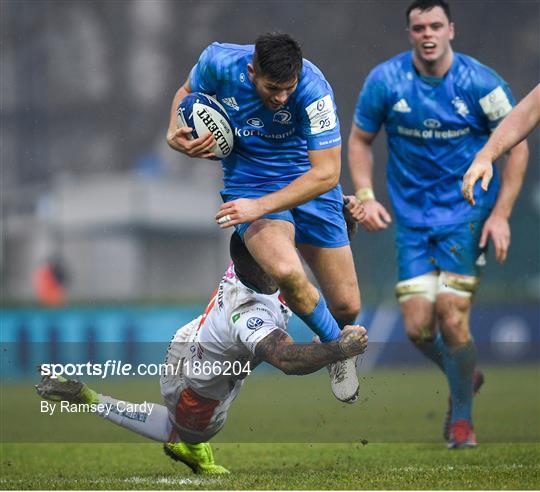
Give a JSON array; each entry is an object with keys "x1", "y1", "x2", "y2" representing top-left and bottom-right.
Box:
[{"x1": 1, "y1": 365, "x2": 539, "y2": 489}]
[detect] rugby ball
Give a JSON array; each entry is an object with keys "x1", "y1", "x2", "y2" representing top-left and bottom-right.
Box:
[{"x1": 177, "y1": 93, "x2": 234, "y2": 160}]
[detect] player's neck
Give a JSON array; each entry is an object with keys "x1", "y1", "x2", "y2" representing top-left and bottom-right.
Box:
[{"x1": 413, "y1": 49, "x2": 454, "y2": 78}]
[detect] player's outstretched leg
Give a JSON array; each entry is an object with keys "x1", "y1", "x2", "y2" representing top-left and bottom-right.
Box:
[{"x1": 164, "y1": 442, "x2": 230, "y2": 475}]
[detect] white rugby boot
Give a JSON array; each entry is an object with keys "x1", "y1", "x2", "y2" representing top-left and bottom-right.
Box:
[{"x1": 328, "y1": 356, "x2": 359, "y2": 403}]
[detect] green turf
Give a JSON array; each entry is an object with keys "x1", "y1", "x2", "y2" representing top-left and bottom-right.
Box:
[{"x1": 1, "y1": 365, "x2": 539, "y2": 489}]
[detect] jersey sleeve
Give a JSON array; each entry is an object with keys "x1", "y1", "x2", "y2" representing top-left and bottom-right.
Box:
[
  {"x1": 353, "y1": 67, "x2": 390, "y2": 134},
  {"x1": 297, "y1": 71, "x2": 342, "y2": 151},
  {"x1": 229, "y1": 303, "x2": 283, "y2": 356},
  {"x1": 188, "y1": 43, "x2": 219, "y2": 95},
  {"x1": 473, "y1": 68, "x2": 515, "y2": 131}
]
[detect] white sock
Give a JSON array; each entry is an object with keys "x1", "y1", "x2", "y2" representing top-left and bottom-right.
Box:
[{"x1": 94, "y1": 394, "x2": 173, "y2": 442}]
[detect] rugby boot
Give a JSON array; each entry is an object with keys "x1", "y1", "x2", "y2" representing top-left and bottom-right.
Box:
[
  {"x1": 35, "y1": 372, "x2": 98, "y2": 405},
  {"x1": 443, "y1": 369, "x2": 484, "y2": 440},
  {"x1": 447, "y1": 419, "x2": 477, "y2": 449},
  {"x1": 164, "y1": 442, "x2": 230, "y2": 474},
  {"x1": 328, "y1": 356, "x2": 359, "y2": 404}
]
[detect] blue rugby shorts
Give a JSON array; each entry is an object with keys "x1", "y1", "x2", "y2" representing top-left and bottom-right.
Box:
[
  {"x1": 220, "y1": 184, "x2": 349, "y2": 248},
  {"x1": 396, "y1": 220, "x2": 487, "y2": 281}
]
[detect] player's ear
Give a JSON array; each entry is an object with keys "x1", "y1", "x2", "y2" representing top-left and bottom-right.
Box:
[
  {"x1": 247, "y1": 63, "x2": 256, "y2": 82},
  {"x1": 448, "y1": 22, "x2": 455, "y2": 41}
]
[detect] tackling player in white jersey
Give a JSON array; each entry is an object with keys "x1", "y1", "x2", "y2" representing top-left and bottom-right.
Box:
[{"x1": 36, "y1": 229, "x2": 368, "y2": 474}]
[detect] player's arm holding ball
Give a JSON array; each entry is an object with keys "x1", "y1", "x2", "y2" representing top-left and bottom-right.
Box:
[{"x1": 166, "y1": 78, "x2": 217, "y2": 159}]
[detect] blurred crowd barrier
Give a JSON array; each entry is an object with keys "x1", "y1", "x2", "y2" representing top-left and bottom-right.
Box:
[{"x1": 1, "y1": 304, "x2": 538, "y2": 379}]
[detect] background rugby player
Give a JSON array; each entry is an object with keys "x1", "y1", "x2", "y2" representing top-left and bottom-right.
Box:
[{"x1": 347, "y1": 0, "x2": 528, "y2": 448}]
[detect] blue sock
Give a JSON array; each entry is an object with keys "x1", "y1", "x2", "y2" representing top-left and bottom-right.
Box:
[
  {"x1": 443, "y1": 340, "x2": 477, "y2": 423},
  {"x1": 296, "y1": 294, "x2": 341, "y2": 342},
  {"x1": 415, "y1": 332, "x2": 445, "y2": 371}
]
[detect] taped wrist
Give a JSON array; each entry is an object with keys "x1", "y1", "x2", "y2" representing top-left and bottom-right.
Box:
[{"x1": 355, "y1": 187, "x2": 375, "y2": 203}]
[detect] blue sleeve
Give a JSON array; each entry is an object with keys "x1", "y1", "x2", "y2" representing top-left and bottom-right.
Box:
[
  {"x1": 473, "y1": 67, "x2": 515, "y2": 131},
  {"x1": 189, "y1": 44, "x2": 218, "y2": 95},
  {"x1": 353, "y1": 68, "x2": 389, "y2": 133},
  {"x1": 298, "y1": 73, "x2": 342, "y2": 150}
]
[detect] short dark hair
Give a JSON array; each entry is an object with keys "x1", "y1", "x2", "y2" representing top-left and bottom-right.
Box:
[
  {"x1": 229, "y1": 232, "x2": 278, "y2": 294},
  {"x1": 406, "y1": 0, "x2": 452, "y2": 24},
  {"x1": 253, "y1": 32, "x2": 303, "y2": 83}
]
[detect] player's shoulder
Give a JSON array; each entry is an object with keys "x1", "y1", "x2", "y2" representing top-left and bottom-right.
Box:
[
  {"x1": 203, "y1": 42, "x2": 253, "y2": 56},
  {"x1": 199, "y1": 42, "x2": 252, "y2": 75},
  {"x1": 364, "y1": 51, "x2": 412, "y2": 85},
  {"x1": 296, "y1": 57, "x2": 334, "y2": 99},
  {"x1": 452, "y1": 52, "x2": 509, "y2": 94}
]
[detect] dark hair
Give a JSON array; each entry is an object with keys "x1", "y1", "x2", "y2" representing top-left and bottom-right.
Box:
[
  {"x1": 406, "y1": 0, "x2": 452, "y2": 24},
  {"x1": 229, "y1": 232, "x2": 278, "y2": 294},
  {"x1": 253, "y1": 32, "x2": 303, "y2": 83}
]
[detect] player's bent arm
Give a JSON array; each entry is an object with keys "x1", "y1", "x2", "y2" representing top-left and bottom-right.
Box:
[
  {"x1": 490, "y1": 140, "x2": 529, "y2": 221},
  {"x1": 346, "y1": 126, "x2": 392, "y2": 230},
  {"x1": 254, "y1": 145, "x2": 342, "y2": 215},
  {"x1": 255, "y1": 327, "x2": 367, "y2": 376},
  {"x1": 347, "y1": 126, "x2": 378, "y2": 192},
  {"x1": 166, "y1": 79, "x2": 216, "y2": 158},
  {"x1": 167, "y1": 79, "x2": 192, "y2": 145}
]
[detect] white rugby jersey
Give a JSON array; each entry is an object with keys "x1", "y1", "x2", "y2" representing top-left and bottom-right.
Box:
[{"x1": 169, "y1": 262, "x2": 291, "y2": 401}]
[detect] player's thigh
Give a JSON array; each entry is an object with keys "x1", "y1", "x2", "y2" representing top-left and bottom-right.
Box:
[
  {"x1": 435, "y1": 271, "x2": 475, "y2": 345},
  {"x1": 244, "y1": 218, "x2": 305, "y2": 281},
  {"x1": 297, "y1": 243, "x2": 360, "y2": 318},
  {"x1": 293, "y1": 187, "x2": 350, "y2": 249},
  {"x1": 395, "y1": 223, "x2": 437, "y2": 281},
  {"x1": 399, "y1": 295, "x2": 437, "y2": 342},
  {"x1": 164, "y1": 381, "x2": 242, "y2": 444},
  {"x1": 436, "y1": 291, "x2": 473, "y2": 346}
]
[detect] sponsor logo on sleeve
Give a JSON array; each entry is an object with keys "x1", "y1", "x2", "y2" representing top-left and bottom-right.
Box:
[
  {"x1": 246, "y1": 317, "x2": 264, "y2": 330},
  {"x1": 479, "y1": 86, "x2": 512, "y2": 121},
  {"x1": 306, "y1": 94, "x2": 337, "y2": 135},
  {"x1": 232, "y1": 313, "x2": 240, "y2": 323}
]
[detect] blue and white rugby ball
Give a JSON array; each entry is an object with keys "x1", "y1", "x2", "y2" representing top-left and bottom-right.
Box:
[{"x1": 177, "y1": 93, "x2": 234, "y2": 160}]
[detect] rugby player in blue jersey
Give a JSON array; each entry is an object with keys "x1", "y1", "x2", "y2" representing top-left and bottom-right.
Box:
[
  {"x1": 348, "y1": 0, "x2": 529, "y2": 448},
  {"x1": 167, "y1": 33, "x2": 363, "y2": 403}
]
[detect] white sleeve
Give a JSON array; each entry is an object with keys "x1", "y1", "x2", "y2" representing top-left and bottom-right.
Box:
[{"x1": 230, "y1": 304, "x2": 281, "y2": 356}]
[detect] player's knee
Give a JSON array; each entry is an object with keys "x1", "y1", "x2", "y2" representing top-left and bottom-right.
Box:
[
  {"x1": 269, "y1": 262, "x2": 305, "y2": 290},
  {"x1": 436, "y1": 296, "x2": 471, "y2": 344},
  {"x1": 404, "y1": 317, "x2": 436, "y2": 344},
  {"x1": 330, "y1": 297, "x2": 361, "y2": 324}
]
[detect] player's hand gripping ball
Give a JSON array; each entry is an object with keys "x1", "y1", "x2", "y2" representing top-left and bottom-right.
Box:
[{"x1": 177, "y1": 93, "x2": 234, "y2": 160}]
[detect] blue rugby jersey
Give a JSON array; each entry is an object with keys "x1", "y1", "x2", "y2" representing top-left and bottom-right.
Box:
[
  {"x1": 189, "y1": 42, "x2": 341, "y2": 191},
  {"x1": 354, "y1": 51, "x2": 515, "y2": 227}
]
